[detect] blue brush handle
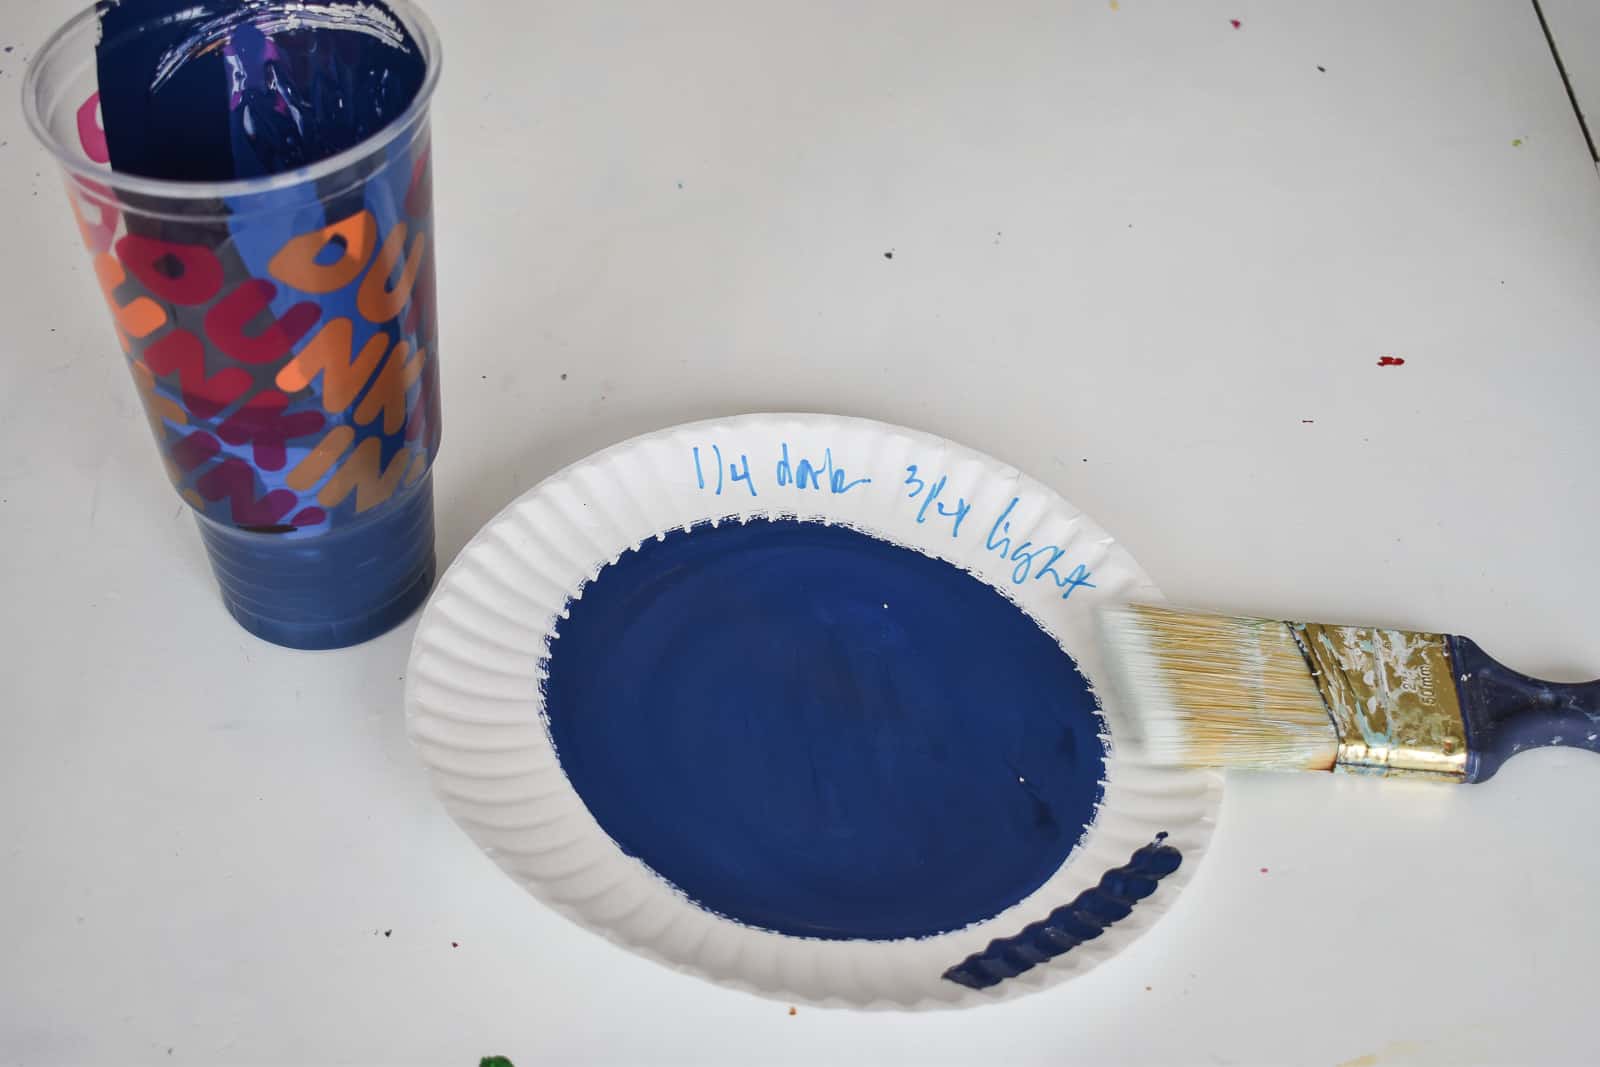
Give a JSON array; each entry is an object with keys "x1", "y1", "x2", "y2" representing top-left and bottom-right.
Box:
[{"x1": 1451, "y1": 636, "x2": 1600, "y2": 783}]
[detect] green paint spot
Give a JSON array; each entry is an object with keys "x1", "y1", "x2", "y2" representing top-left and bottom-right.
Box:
[
  {"x1": 1512, "y1": 138, "x2": 1523, "y2": 147},
  {"x1": 480, "y1": 1058, "x2": 515, "y2": 1067}
]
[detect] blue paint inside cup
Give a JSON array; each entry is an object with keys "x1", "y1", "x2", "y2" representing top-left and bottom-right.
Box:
[
  {"x1": 542, "y1": 519, "x2": 1106, "y2": 941},
  {"x1": 96, "y1": 0, "x2": 425, "y2": 181}
]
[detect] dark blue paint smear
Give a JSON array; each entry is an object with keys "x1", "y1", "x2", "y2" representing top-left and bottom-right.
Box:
[
  {"x1": 96, "y1": 0, "x2": 424, "y2": 181},
  {"x1": 942, "y1": 833, "x2": 1183, "y2": 990},
  {"x1": 541, "y1": 519, "x2": 1107, "y2": 941}
]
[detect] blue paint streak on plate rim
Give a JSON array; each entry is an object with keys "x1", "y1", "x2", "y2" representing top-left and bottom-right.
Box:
[
  {"x1": 942, "y1": 832, "x2": 1182, "y2": 988},
  {"x1": 541, "y1": 517, "x2": 1109, "y2": 942}
]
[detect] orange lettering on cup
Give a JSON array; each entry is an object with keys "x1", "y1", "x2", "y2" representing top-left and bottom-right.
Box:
[
  {"x1": 128, "y1": 359, "x2": 187, "y2": 427},
  {"x1": 357, "y1": 222, "x2": 426, "y2": 324},
  {"x1": 286, "y1": 426, "x2": 355, "y2": 493},
  {"x1": 275, "y1": 318, "x2": 391, "y2": 413},
  {"x1": 269, "y1": 210, "x2": 379, "y2": 294},
  {"x1": 315, "y1": 434, "x2": 412, "y2": 512},
  {"x1": 94, "y1": 253, "x2": 168, "y2": 340},
  {"x1": 354, "y1": 342, "x2": 426, "y2": 435}
]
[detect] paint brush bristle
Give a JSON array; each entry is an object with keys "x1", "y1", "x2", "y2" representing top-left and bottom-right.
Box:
[{"x1": 1098, "y1": 604, "x2": 1339, "y2": 771}]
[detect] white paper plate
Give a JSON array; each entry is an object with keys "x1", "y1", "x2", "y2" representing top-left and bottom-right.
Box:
[{"x1": 405, "y1": 414, "x2": 1220, "y2": 1009}]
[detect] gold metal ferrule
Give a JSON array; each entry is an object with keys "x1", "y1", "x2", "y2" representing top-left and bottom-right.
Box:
[{"x1": 1290, "y1": 624, "x2": 1467, "y2": 780}]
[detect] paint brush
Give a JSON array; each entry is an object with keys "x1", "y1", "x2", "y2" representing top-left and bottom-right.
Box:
[{"x1": 1097, "y1": 604, "x2": 1600, "y2": 783}]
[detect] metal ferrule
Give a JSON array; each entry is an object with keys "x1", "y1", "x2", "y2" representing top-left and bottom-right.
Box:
[{"x1": 1289, "y1": 623, "x2": 1468, "y2": 781}]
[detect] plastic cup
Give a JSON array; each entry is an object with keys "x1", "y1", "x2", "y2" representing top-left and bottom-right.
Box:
[{"x1": 23, "y1": 1, "x2": 444, "y2": 650}]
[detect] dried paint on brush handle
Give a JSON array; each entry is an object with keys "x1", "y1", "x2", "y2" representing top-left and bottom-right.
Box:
[{"x1": 1451, "y1": 636, "x2": 1600, "y2": 783}]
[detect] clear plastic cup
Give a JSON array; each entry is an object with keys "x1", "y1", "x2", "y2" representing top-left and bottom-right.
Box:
[{"x1": 23, "y1": 1, "x2": 444, "y2": 650}]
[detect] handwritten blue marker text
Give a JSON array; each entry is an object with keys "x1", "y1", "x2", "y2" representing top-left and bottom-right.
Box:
[
  {"x1": 692, "y1": 445, "x2": 759, "y2": 498},
  {"x1": 985, "y1": 497, "x2": 1096, "y2": 599},
  {"x1": 902, "y1": 465, "x2": 971, "y2": 538},
  {"x1": 776, "y1": 444, "x2": 872, "y2": 495}
]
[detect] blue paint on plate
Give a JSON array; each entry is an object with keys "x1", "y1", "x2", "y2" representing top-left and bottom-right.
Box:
[{"x1": 542, "y1": 518, "x2": 1106, "y2": 941}]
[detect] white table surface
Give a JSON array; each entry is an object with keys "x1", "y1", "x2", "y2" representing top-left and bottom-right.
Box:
[{"x1": 4, "y1": 1, "x2": 1600, "y2": 1064}]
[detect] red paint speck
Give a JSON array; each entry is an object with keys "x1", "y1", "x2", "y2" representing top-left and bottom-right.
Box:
[
  {"x1": 1259, "y1": 867, "x2": 1269, "y2": 874},
  {"x1": 1377, "y1": 356, "x2": 1405, "y2": 367},
  {"x1": 451, "y1": 941, "x2": 459, "y2": 948},
  {"x1": 1230, "y1": 18, "x2": 1241, "y2": 28},
  {"x1": 788, "y1": 1006, "x2": 798, "y2": 1016}
]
